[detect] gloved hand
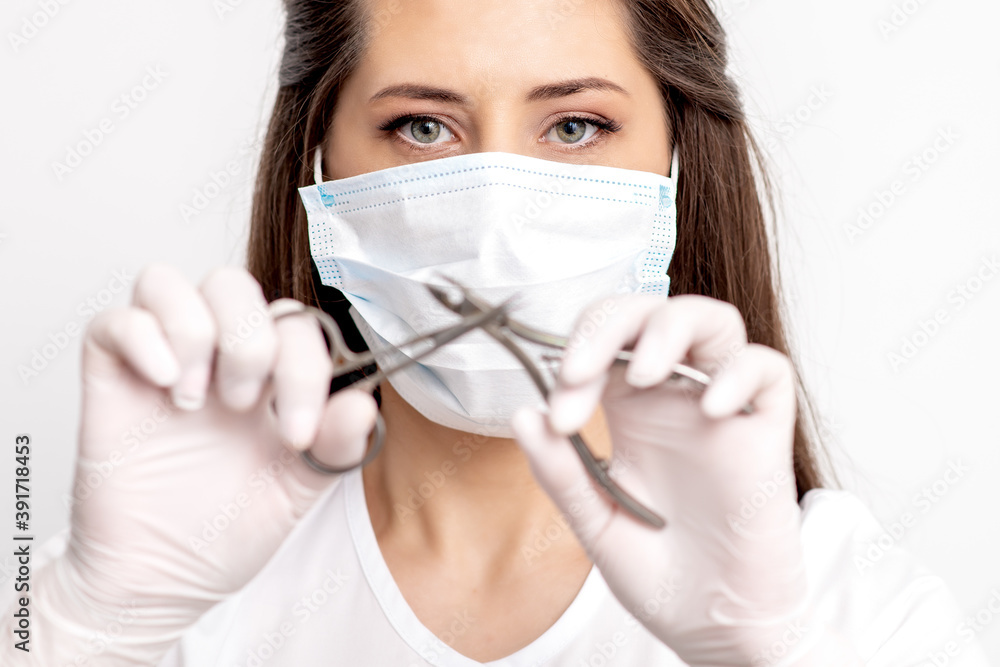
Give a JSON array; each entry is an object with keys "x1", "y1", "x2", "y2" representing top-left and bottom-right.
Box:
[
  {"x1": 2, "y1": 263, "x2": 376, "y2": 666},
  {"x1": 510, "y1": 294, "x2": 862, "y2": 666}
]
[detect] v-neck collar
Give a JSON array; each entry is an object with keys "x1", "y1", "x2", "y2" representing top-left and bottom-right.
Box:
[{"x1": 343, "y1": 468, "x2": 608, "y2": 667}]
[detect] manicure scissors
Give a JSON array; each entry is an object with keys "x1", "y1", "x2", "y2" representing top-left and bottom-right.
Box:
[
  {"x1": 271, "y1": 279, "x2": 751, "y2": 530},
  {"x1": 268, "y1": 296, "x2": 512, "y2": 473}
]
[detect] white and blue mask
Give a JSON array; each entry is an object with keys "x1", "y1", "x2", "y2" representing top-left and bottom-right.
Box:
[{"x1": 298, "y1": 150, "x2": 679, "y2": 437}]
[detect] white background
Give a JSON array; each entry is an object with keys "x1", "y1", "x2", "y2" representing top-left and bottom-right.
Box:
[{"x1": 1, "y1": 0, "x2": 998, "y2": 661}]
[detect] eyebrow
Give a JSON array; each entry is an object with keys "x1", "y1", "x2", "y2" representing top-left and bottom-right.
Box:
[
  {"x1": 368, "y1": 77, "x2": 629, "y2": 105},
  {"x1": 524, "y1": 77, "x2": 629, "y2": 102}
]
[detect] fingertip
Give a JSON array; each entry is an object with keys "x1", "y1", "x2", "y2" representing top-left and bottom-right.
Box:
[
  {"x1": 345, "y1": 387, "x2": 379, "y2": 417},
  {"x1": 297, "y1": 391, "x2": 379, "y2": 475},
  {"x1": 511, "y1": 406, "x2": 543, "y2": 443},
  {"x1": 624, "y1": 364, "x2": 659, "y2": 389},
  {"x1": 284, "y1": 436, "x2": 312, "y2": 453},
  {"x1": 701, "y1": 379, "x2": 737, "y2": 419},
  {"x1": 548, "y1": 386, "x2": 595, "y2": 435},
  {"x1": 221, "y1": 379, "x2": 263, "y2": 412},
  {"x1": 169, "y1": 362, "x2": 210, "y2": 411},
  {"x1": 170, "y1": 386, "x2": 204, "y2": 411},
  {"x1": 327, "y1": 388, "x2": 379, "y2": 440},
  {"x1": 147, "y1": 343, "x2": 182, "y2": 388},
  {"x1": 280, "y1": 407, "x2": 320, "y2": 449},
  {"x1": 511, "y1": 406, "x2": 567, "y2": 465},
  {"x1": 558, "y1": 350, "x2": 594, "y2": 386}
]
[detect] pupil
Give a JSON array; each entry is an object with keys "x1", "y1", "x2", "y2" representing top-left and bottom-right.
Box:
[
  {"x1": 412, "y1": 120, "x2": 440, "y2": 143},
  {"x1": 558, "y1": 120, "x2": 586, "y2": 143}
]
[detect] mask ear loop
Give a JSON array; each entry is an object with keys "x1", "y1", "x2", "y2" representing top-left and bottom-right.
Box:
[
  {"x1": 313, "y1": 146, "x2": 324, "y2": 186},
  {"x1": 668, "y1": 146, "x2": 680, "y2": 182}
]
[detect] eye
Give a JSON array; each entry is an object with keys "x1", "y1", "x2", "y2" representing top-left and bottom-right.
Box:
[
  {"x1": 548, "y1": 119, "x2": 595, "y2": 144},
  {"x1": 389, "y1": 116, "x2": 456, "y2": 145},
  {"x1": 545, "y1": 118, "x2": 600, "y2": 144},
  {"x1": 543, "y1": 116, "x2": 620, "y2": 146}
]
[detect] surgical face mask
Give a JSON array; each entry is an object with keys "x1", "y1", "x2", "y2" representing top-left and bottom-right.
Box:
[{"x1": 298, "y1": 149, "x2": 678, "y2": 437}]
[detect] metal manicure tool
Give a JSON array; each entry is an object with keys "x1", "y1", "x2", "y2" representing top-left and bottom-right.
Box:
[
  {"x1": 268, "y1": 296, "x2": 512, "y2": 473},
  {"x1": 271, "y1": 277, "x2": 749, "y2": 530},
  {"x1": 423, "y1": 277, "x2": 677, "y2": 529}
]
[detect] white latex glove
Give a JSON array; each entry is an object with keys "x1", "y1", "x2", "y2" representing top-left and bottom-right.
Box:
[
  {"x1": 0, "y1": 263, "x2": 376, "y2": 666},
  {"x1": 510, "y1": 294, "x2": 863, "y2": 666}
]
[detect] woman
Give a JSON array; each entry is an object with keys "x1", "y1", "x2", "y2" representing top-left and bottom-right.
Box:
[{"x1": 2, "y1": 0, "x2": 988, "y2": 665}]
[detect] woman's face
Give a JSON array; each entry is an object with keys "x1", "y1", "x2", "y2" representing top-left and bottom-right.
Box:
[{"x1": 325, "y1": 0, "x2": 671, "y2": 178}]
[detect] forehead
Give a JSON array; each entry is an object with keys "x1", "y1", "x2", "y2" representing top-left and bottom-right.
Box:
[{"x1": 355, "y1": 0, "x2": 647, "y2": 98}]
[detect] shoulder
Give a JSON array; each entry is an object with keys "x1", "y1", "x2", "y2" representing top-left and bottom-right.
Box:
[
  {"x1": 797, "y1": 486, "x2": 945, "y2": 604},
  {"x1": 798, "y1": 486, "x2": 894, "y2": 556},
  {"x1": 796, "y1": 488, "x2": 991, "y2": 665}
]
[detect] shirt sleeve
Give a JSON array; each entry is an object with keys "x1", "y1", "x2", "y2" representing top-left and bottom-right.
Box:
[{"x1": 798, "y1": 488, "x2": 991, "y2": 666}]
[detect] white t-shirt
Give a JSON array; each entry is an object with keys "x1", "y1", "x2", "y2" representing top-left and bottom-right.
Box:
[{"x1": 12, "y1": 471, "x2": 991, "y2": 666}]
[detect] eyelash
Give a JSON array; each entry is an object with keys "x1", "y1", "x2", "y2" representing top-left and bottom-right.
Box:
[{"x1": 377, "y1": 113, "x2": 622, "y2": 150}]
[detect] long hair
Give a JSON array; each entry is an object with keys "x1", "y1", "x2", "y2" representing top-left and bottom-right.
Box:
[{"x1": 247, "y1": 0, "x2": 836, "y2": 500}]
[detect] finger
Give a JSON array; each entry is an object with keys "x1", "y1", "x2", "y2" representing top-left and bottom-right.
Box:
[
  {"x1": 670, "y1": 295, "x2": 748, "y2": 370},
  {"x1": 701, "y1": 344, "x2": 795, "y2": 419},
  {"x1": 559, "y1": 295, "x2": 664, "y2": 386},
  {"x1": 548, "y1": 369, "x2": 608, "y2": 435},
  {"x1": 591, "y1": 295, "x2": 747, "y2": 392},
  {"x1": 271, "y1": 302, "x2": 335, "y2": 448},
  {"x1": 622, "y1": 296, "x2": 741, "y2": 389},
  {"x1": 85, "y1": 307, "x2": 181, "y2": 387},
  {"x1": 296, "y1": 389, "x2": 378, "y2": 485},
  {"x1": 200, "y1": 267, "x2": 278, "y2": 411},
  {"x1": 510, "y1": 406, "x2": 617, "y2": 548},
  {"x1": 132, "y1": 263, "x2": 217, "y2": 410}
]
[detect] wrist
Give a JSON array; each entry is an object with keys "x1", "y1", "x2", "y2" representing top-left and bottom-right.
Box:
[
  {"x1": 751, "y1": 621, "x2": 863, "y2": 667},
  {"x1": 1, "y1": 555, "x2": 185, "y2": 666}
]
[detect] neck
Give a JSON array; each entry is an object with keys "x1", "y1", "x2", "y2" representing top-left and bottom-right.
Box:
[{"x1": 362, "y1": 381, "x2": 609, "y2": 574}]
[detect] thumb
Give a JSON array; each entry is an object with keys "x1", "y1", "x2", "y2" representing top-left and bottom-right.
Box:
[
  {"x1": 286, "y1": 388, "x2": 378, "y2": 495},
  {"x1": 510, "y1": 406, "x2": 616, "y2": 549}
]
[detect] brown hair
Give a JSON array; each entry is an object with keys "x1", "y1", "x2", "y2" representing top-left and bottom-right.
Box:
[{"x1": 247, "y1": 0, "x2": 836, "y2": 501}]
